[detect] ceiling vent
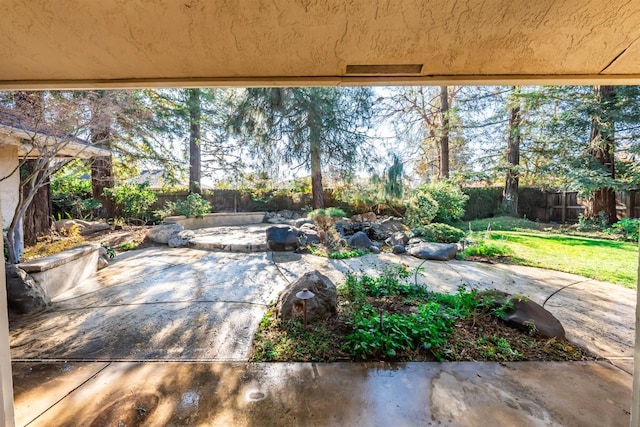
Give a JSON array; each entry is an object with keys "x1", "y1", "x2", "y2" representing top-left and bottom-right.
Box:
[{"x1": 345, "y1": 64, "x2": 423, "y2": 75}]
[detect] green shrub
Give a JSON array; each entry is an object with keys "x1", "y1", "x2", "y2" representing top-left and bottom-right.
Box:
[
  {"x1": 51, "y1": 166, "x2": 99, "y2": 219},
  {"x1": 576, "y1": 211, "x2": 609, "y2": 232},
  {"x1": 414, "y1": 223, "x2": 465, "y2": 243},
  {"x1": 605, "y1": 217, "x2": 639, "y2": 242},
  {"x1": 157, "y1": 192, "x2": 212, "y2": 219},
  {"x1": 404, "y1": 182, "x2": 469, "y2": 226},
  {"x1": 104, "y1": 183, "x2": 157, "y2": 222},
  {"x1": 423, "y1": 182, "x2": 469, "y2": 223},
  {"x1": 405, "y1": 191, "x2": 438, "y2": 227}
]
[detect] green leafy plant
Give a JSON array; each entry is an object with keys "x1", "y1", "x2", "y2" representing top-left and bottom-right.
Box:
[
  {"x1": 576, "y1": 211, "x2": 608, "y2": 232},
  {"x1": 329, "y1": 248, "x2": 368, "y2": 259},
  {"x1": 346, "y1": 302, "x2": 455, "y2": 360},
  {"x1": 308, "y1": 245, "x2": 368, "y2": 259},
  {"x1": 405, "y1": 182, "x2": 469, "y2": 227},
  {"x1": 414, "y1": 223, "x2": 465, "y2": 243},
  {"x1": 50, "y1": 161, "x2": 98, "y2": 219},
  {"x1": 404, "y1": 191, "x2": 438, "y2": 227},
  {"x1": 605, "y1": 217, "x2": 639, "y2": 242},
  {"x1": 102, "y1": 245, "x2": 116, "y2": 259},
  {"x1": 157, "y1": 192, "x2": 212, "y2": 219},
  {"x1": 117, "y1": 241, "x2": 139, "y2": 251},
  {"x1": 424, "y1": 182, "x2": 470, "y2": 223},
  {"x1": 104, "y1": 183, "x2": 158, "y2": 222}
]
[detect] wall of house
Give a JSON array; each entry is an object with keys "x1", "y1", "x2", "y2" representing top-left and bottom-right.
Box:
[{"x1": 0, "y1": 144, "x2": 19, "y2": 229}]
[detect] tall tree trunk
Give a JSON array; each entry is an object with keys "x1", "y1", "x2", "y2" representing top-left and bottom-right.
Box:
[
  {"x1": 310, "y1": 132, "x2": 324, "y2": 209},
  {"x1": 587, "y1": 85, "x2": 617, "y2": 223},
  {"x1": 90, "y1": 116, "x2": 115, "y2": 218},
  {"x1": 90, "y1": 92, "x2": 115, "y2": 218},
  {"x1": 503, "y1": 87, "x2": 521, "y2": 216},
  {"x1": 439, "y1": 86, "x2": 450, "y2": 180},
  {"x1": 188, "y1": 89, "x2": 202, "y2": 194},
  {"x1": 21, "y1": 160, "x2": 51, "y2": 246}
]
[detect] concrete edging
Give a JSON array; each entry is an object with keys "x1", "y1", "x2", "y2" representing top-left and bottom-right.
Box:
[
  {"x1": 18, "y1": 243, "x2": 101, "y2": 300},
  {"x1": 165, "y1": 212, "x2": 266, "y2": 229}
]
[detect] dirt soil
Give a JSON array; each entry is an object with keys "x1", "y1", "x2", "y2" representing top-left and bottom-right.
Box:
[{"x1": 82, "y1": 225, "x2": 155, "y2": 252}]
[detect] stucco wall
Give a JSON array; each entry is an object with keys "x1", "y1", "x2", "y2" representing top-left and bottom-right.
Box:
[{"x1": 0, "y1": 144, "x2": 19, "y2": 229}]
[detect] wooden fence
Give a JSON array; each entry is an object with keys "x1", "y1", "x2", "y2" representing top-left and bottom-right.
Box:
[{"x1": 538, "y1": 190, "x2": 639, "y2": 223}]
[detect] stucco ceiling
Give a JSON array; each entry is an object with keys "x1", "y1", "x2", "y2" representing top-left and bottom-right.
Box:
[{"x1": 1, "y1": 0, "x2": 640, "y2": 88}]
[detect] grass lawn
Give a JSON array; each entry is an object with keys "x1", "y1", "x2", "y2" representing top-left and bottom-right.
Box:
[
  {"x1": 486, "y1": 231, "x2": 638, "y2": 288},
  {"x1": 454, "y1": 216, "x2": 639, "y2": 288}
]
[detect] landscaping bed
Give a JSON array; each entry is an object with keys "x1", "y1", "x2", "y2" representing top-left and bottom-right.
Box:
[{"x1": 250, "y1": 266, "x2": 594, "y2": 363}]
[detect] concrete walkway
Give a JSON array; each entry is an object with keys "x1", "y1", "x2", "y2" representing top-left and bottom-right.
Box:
[{"x1": 9, "y1": 238, "x2": 637, "y2": 426}]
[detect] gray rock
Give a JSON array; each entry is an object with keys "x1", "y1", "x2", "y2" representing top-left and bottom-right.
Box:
[
  {"x1": 80, "y1": 222, "x2": 111, "y2": 235},
  {"x1": 408, "y1": 237, "x2": 423, "y2": 245},
  {"x1": 5, "y1": 264, "x2": 49, "y2": 314},
  {"x1": 379, "y1": 217, "x2": 409, "y2": 234},
  {"x1": 392, "y1": 245, "x2": 407, "y2": 254},
  {"x1": 300, "y1": 230, "x2": 321, "y2": 245},
  {"x1": 386, "y1": 231, "x2": 409, "y2": 247},
  {"x1": 97, "y1": 256, "x2": 109, "y2": 270},
  {"x1": 294, "y1": 218, "x2": 314, "y2": 228},
  {"x1": 348, "y1": 231, "x2": 373, "y2": 249},
  {"x1": 407, "y1": 242, "x2": 458, "y2": 261},
  {"x1": 276, "y1": 270, "x2": 337, "y2": 322},
  {"x1": 168, "y1": 230, "x2": 195, "y2": 248},
  {"x1": 266, "y1": 225, "x2": 302, "y2": 251},
  {"x1": 148, "y1": 223, "x2": 184, "y2": 244},
  {"x1": 267, "y1": 217, "x2": 287, "y2": 224},
  {"x1": 369, "y1": 246, "x2": 381, "y2": 254},
  {"x1": 503, "y1": 297, "x2": 566, "y2": 339},
  {"x1": 97, "y1": 246, "x2": 109, "y2": 270},
  {"x1": 278, "y1": 210, "x2": 295, "y2": 219},
  {"x1": 299, "y1": 222, "x2": 317, "y2": 231}
]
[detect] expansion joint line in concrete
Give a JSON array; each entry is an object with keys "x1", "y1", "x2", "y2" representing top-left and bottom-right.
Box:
[
  {"x1": 269, "y1": 253, "x2": 292, "y2": 285},
  {"x1": 24, "y1": 362, "x2": 112, "y2": 426},
  {"x1": 542, "y1": 279, "x2": 591, "y2": 307}
]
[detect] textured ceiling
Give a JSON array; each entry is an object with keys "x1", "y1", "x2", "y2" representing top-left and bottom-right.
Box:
[{"x1": 1, "y1": 0, "x2": 640, "y2": 88}]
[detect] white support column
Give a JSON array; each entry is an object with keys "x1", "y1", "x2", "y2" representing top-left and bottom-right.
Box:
[
  {"x1": 632, "y1": 239, "x2": 640, "y2": 427},
  {"x1": 0, "y1": 202, "x2": 15, "y2": 426}
]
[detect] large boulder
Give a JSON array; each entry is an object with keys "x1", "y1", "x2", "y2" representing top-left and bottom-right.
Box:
[
  {"x1": 148, "y1": 223, "x2": 184, "y2": 244},
  {"x1": 168, "y1": 230, "x2": 196, "y2": 248},
  {"x1": 385, "y1": 231, "x2": 409, "y2": 247},
  {"x1": 407, "y1": 242, "x2": 458, "y2": 261},
  {"x1": 294, "y1": 218, "x2": 314, "y2": 228},
  {"x1": 80, "y1": 222, "x2": 111, "y2": 236},
  {"x1": 5, "y1": 264, "x2": 49, "y2": 315},
  {"x1": 266, "y1": 225, "x2": 302, "y2": 251},
  {"x1": 503, "y1": 297, "x2": 566, "y2": 339},
  {"x1": 300, "y1": 230, "x2": 321, "y2": 245},
  {"x1": 392, "y1": 245, "x2": 407, "y2": 254},
  {"x1": 378, "y1": 217, "x2": 409, "y2": 235},
  {"x1": 348, "y1": 231, "x2": 373, "y2": 249},
  {"x1": 276, "y1": 270, "x2": 337, "y2": 322}
]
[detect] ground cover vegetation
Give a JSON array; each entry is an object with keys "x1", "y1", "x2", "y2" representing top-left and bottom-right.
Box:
[
  {"x1": 455, "y1": 216, "x2": 638, "y2": 288},
  {"x1": 251, "y1": 266, "x2": 591, "y2": 362}
]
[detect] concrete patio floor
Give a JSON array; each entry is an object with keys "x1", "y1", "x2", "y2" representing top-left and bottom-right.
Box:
[{"x1": 9, "y1": 233, "x2": 637, "y2": 426}]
